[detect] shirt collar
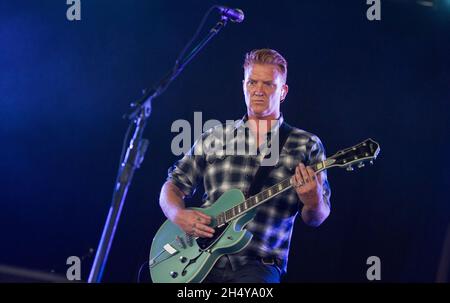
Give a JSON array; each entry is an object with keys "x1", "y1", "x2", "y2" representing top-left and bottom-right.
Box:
[{"x1": 236, "y1": 113, "x2": 284, "y2": 134}]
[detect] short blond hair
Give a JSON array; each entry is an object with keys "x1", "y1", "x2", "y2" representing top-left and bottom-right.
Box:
[{"x1": 243, "y1": 49, "x2": 288, "y2": 83}]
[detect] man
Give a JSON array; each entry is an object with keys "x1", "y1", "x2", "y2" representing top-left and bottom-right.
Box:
[{"x1": 159, "y1": 49, "x2": 331, "y2": 283}]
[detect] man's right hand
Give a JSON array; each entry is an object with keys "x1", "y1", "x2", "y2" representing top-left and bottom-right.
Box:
[{"x1": 173, "y1": 209, "x2": 215, "y2": 238}]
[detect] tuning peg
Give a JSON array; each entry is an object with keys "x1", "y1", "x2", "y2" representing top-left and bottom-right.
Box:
[
  {"x1": 346, "y1": 166, "x2": 354, "y2": 171},
  {"x1": 357, "y1": 162, "x2": 365, "y2": 168}
]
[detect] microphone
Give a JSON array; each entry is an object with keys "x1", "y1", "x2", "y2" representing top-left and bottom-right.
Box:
[{"x1": 217, "y1": 6, "x2": 245, "y2": 23}]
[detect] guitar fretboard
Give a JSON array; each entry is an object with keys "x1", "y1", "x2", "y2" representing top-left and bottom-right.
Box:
[{"x1": 213, "y1": 159, "x2": 333, "y2": 227}]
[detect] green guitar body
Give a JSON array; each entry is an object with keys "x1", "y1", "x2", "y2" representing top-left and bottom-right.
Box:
[{"x1": 149, "y1": 189, "x2": 255, "y2": 283}]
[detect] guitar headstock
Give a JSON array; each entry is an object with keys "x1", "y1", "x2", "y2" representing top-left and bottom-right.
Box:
[{"x1": 327, "y1": 138, "x2": 380, "y2": 171}]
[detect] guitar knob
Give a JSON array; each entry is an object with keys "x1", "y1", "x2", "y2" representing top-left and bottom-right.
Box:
[
  {"x1": 346, "y1": 166, "x2": 354, "y2": 171},
  {"x1": 357, "y1": 162, "x2": 365, "y2": 168},
  {"x1": 170, "y1": 271, "x2": 178, "y2": 279},
  {"x1": 179, "y1": 256, "x2": 187, "y2": 263}
]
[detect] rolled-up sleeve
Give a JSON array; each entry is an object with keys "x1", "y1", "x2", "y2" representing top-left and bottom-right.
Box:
[{"x1": 166, "y1": 135, "x2": 207, "y2": 198}]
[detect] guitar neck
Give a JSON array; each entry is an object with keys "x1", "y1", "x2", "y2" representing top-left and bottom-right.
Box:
[
  {"x1": 215, "y1": 159, "x2": 336, "y2": 226},
  {"x1": 212, "y1": 138, "x2": 380, "y2": 227}
]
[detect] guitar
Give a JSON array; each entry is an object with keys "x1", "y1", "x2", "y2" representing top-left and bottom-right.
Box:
[{"x1": 149, "y1": 138, "x2": 380, "y2": 283}]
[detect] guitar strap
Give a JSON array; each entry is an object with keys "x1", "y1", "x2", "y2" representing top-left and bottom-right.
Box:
[{"x1": 247, "y1": 121, "x2": 293, "y2": 197}]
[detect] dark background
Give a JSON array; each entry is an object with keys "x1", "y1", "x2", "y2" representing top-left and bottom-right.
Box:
[{"x1": 1, "y1": 0, "x2": 449, "y2": 282}]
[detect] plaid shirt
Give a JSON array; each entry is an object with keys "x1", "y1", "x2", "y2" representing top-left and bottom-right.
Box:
[{"x1": 167, "y1": 114, "x2": 331, "y2": 274}]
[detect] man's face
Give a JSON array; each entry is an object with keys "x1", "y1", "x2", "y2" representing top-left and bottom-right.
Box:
[{"x1": 243, "y1": 63, "x2": 288, "y2": 119}]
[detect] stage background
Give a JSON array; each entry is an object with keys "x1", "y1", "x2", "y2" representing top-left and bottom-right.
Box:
[{"x1": 1, "y1": 0, "x2": 449, "y2": 282}]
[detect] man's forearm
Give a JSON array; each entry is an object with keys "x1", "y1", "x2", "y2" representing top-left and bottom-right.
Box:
[
  {"x1": 301, "y1": 198, "x2": 330, "y2": 227},
  {"x1": 159, "y1": 181, "x2": 186, "y2": 222}
]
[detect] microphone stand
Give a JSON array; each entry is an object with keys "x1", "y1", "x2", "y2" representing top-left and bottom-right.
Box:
[{"x1": 88, "y1": 16, "x2": 230, "y2": 283}]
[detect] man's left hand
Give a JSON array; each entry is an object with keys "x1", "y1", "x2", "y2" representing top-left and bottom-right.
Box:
[{"x1": 291, "y1": 163, "x2": 324, "y2": 209}]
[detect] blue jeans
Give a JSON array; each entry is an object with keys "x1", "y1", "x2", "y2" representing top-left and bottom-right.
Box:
[{"x1": 202, "y1": 257, "x2": 281, "y2": 283}]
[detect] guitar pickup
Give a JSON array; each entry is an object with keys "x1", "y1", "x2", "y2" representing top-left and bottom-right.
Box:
[
  {"x1": 187, "y1": 235, "x2": 194, "y2": 247},
  {"x1": 176, "y1": 236, "x2": 187, "y2": 249}
]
